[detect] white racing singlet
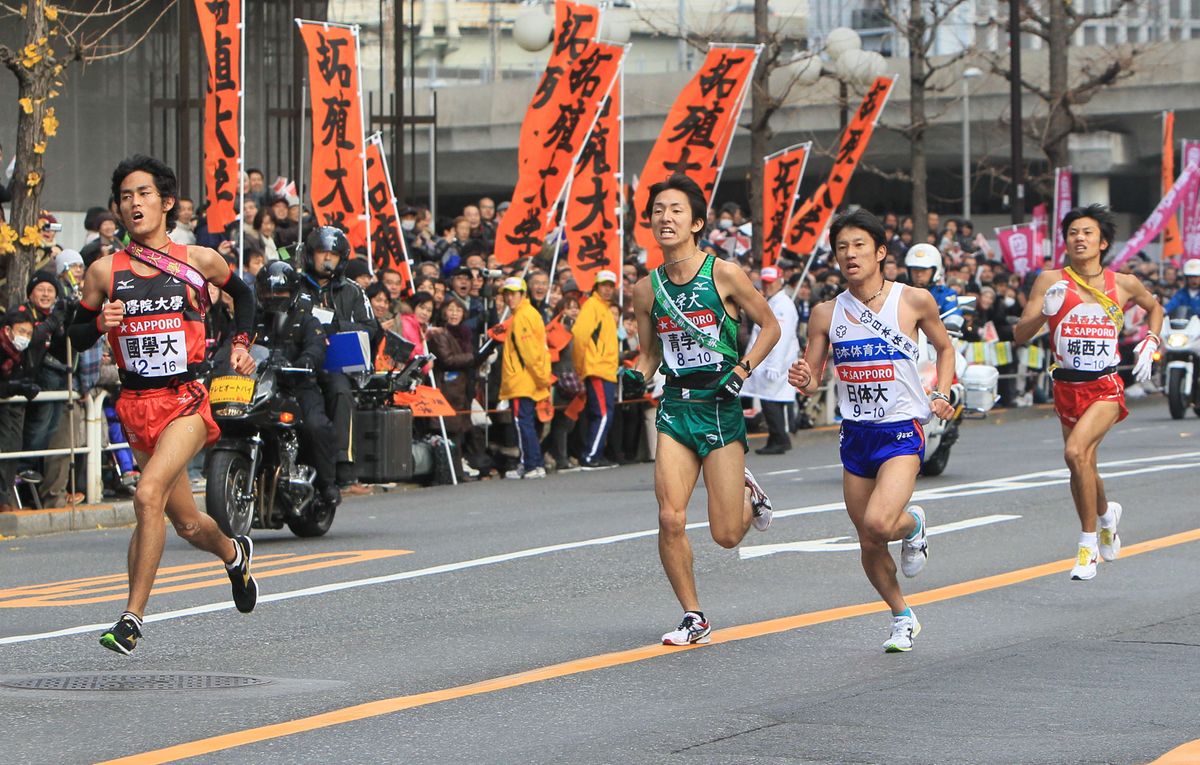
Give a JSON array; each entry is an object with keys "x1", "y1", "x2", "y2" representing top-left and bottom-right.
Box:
[{"x1": 829, "y1": 283, "x2": 931, "y2": 424}]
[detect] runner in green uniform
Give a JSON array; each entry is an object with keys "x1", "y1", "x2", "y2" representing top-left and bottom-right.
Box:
[{"x1": 625, "y1": 173, "x2": 782, "y2": 646}]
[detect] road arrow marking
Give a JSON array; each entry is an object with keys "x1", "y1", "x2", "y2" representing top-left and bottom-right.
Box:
[{"x1": 739, "y1": 514, "x2": 1021, "y2": 558}]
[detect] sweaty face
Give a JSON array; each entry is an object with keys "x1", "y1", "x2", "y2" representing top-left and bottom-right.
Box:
[
  {"x1": 650, "y1": 189, "x2": 702, "y2": 248},
  {"x1": 118, "y1": 170, "x2": 173, "y2": 239},
  {"x1": 1066, "y1": 217, "x2": 1107, "y2": 261}
]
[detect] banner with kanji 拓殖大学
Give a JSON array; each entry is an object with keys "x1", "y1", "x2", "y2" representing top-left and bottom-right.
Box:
[
  {"x1": 632, "y1": 45, "x2": 761, "y2": 267},
  {"x1": 297, "y1": 21, "x2": 368, "y2": 250},
  {"x1": 1052, "y1": 166, "x2": 1072, "y2": 267},
  {"x1": 1181, "y1": 140, "x2": 1200, "y2": 262},
  {"x1": 564, "y1": 85, "x2": 621, "y2": 292},
  {"x1": 761, "y1": 143, "x2": 811, "y2": 268},
  {"x1": 518, "y1": 0, "x2": 601, "y2": 174},
  {"x1": 364, "y1": 134, "x2": 414, "y2": 292},
  {"x1": 195, "y1": 0, "x2": 241, "y2": 235},
  {"x1": 1163, "y1": 111, "x2": 1184, "y2": 261},
  {"x1": 785, "y1": 76, "x2": 895, "y2": 256},
  {"x1": 495, "y1": 40, "x2": 625, "y2": 265}
]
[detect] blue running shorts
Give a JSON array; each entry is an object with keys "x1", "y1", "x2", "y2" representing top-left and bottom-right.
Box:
[{"x1": 839, "y1": 418, "x2": 926, "y2": 478}]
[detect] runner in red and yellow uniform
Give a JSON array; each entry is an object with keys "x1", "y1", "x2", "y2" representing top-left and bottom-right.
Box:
[
  {"x1": 69, "y1": 155, "x2": 261, "y2": 654},
  {"x1": 1014, "y1": 204, "x2": 1163, "y2": 582}
]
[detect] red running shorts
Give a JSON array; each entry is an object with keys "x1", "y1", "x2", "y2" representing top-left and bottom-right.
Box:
[
  {"x1": 115, "y1": 380, "x2": 221, "y2": 453},
  {"x1": 1052, "y1": 373, "x2": 1128, "y2": 428}
]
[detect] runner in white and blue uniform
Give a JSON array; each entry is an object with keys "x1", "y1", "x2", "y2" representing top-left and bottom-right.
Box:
[{"x1": 789, "y1": 209, "x2": 957, "y2": 652}]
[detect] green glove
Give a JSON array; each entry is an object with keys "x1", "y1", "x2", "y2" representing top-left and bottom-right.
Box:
[{"x1": 619, "y1": 367, "x2": 646, "y2": 398}]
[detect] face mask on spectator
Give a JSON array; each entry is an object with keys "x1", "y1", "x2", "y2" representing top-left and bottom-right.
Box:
[
  {"x1": 401, "y1": 220, "x2": 415, "y2": 231},
  {"x1": 11, "y1": 334, "x2": 31, "y2": 352},
  {"x1": 716, "y1": 219, "x2": 732, "y2": 230},
  {"x1": 1004, "y1": 297, "x2": 1015, "y2": 308}
]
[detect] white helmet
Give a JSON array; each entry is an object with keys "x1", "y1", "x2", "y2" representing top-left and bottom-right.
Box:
[
  {"x1": 904, "y1": 243, "x2": 943, "y2": 283},
  {"x1": 1184, "y1": 259, "x2": 1200, "y2": 277}
]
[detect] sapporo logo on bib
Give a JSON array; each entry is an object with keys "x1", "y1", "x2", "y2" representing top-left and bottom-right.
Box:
[
  {"x1": 657, "y1": 308, "x2": 719, "y2": 371},
  {"x1": 119, "y1": 315, "x2": 188, "y2": 377},
  {"x1": 1056, "y1": 305, "x2": 1118, "y2": 371}
]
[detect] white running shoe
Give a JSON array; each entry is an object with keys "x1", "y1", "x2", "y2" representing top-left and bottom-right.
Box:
[
  {"x1": 900, "y1": 505, "x2": 928, "y2": 578},
  {"x1": 744, "y1": 467, "x2": 772, "y2": 531},
  {"x1": 661, "y1": 613, "x2": 711, "y2": 646},
  {"x1": 883, "y1": 611, "x2": 921, "y2": 653},
  {"x1": 504, "y1": 466, "x2": 546, "y2": 480},
  {"x1": 1070, "y1": 545, "x2": 1099, "y2": 581},
  {"x1": 1099, "y1": 502, "x2": 1122, "y2": 561}
]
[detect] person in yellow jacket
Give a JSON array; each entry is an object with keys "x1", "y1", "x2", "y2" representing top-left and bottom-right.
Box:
[
  {"x1": 571, "y1": 269, "x2": 620, "y2": 469},
  {"x1": 499, "y1": 276, "x2": 552, "y2": 479}
]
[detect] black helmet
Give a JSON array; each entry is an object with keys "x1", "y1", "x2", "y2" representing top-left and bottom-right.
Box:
[
  {"x1": 300, "y1": 225, "x2": 350, "y2": 279},
  {"x1": 256, "y1": 260, "x2": 298, "y2": 314}
]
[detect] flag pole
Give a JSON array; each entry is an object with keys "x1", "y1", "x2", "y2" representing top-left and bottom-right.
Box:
[
  {"x1": 354, "y1": 25, "x2": 372, "y2": 273},
  {"x1": 237, "y1": 0, "x2": 246, "y2": 277}
]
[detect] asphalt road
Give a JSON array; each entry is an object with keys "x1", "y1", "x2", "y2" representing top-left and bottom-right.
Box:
[{"x1": 2, "y1": 397, "x2": 1199, "y2": 765}]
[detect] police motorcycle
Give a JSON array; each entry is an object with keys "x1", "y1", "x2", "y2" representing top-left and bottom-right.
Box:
[
  {"x1": 1164, "y1": 305, "x2": 1200, "y2": 419},
  {"x1": 204, "y1": 266, "x2": 336, "y2": 538},
  {"x1": 905, "y1": 244, "x2": 999, "y2": 476}
]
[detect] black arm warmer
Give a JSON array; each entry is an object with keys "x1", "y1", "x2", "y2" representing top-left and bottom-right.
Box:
[
  {"x1": 221, "y1": 271, "x2": 258, "y2": 338},
  {"x1": 67, "y1": 303, "x2": 104, "y2": 351}
]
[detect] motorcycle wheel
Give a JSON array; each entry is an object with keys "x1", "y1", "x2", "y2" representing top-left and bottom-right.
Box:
[
  {"x1": 1167, "y1": 368, "x2": 1187, "y2": 420},
  {"x1": 205, "y1": 451, "x2": 255, "y2": 538},
  {"x1": 920, "y1": 444, "x2": 952, "y2": 477},
  {"x1": 287, "y1": 502, "x2": 335, "y2": 538}
]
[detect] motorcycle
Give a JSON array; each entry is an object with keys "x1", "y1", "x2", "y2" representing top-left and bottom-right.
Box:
[
  {"x1": 204, "y1": 345, "x2": 334, "y2": 538},
  {"x1": 915, "y1": 298, "x2": 999, "y2": 476},
  {"x1": 1163, "y1": 306, "x2": 1200, "y2": 419}
]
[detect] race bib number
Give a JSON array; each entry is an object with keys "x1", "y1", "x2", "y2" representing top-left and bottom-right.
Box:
[
  {"x1": 1055, "y1": 305, "x2": 1119, "y2": 371},
  {"x1": 656, "y1": 309, "x2": 720, "y2": 372},
  {"x1": 118, "y1": 316, "x2": 187, "y2": 377}
]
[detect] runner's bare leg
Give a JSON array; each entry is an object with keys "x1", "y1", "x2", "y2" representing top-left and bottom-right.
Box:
[
  {"x1": 656, "y1": 434, "x2": 703, "y2": 612},
  {"x1": 843, "y1": 455, "x2": 920, "y2": 615},
  {"x1": 700, "y1": 440, "x2": 753, "y2": 549},
  {"x1": 1060, "y1": 401, "x2": 1120, "y2": 533}
]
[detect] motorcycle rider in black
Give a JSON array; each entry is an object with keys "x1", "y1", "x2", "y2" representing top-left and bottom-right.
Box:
[
  {"x1": 255, "y1": 261, "x2": 341, "y2": 510},
  {"x1": 295, "y1": 227, "x2": 379, "y2": 491}
]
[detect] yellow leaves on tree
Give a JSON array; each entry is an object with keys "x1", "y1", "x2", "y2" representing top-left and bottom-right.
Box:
[
  {"x1": 0, "y1": 224, "x2": 18, "y2": 256},
  {"x1": 21, "y1": 43, "x2": 42, "y2": 69},
  {"x1": 19, "y1": 225, "x2": 41, "y2": 248},
  {"x1": 19, "y1": 97, "x2": 33, "y2": 114},
  {"x1": 34, "y1": 142, "x2": 46, "y2": 155},
  {"x1": 42, "y1": 108, "x2": 57, "y2": 137},
  {"x1": 25, "y1": 172, "x2": 41, "y2": 196},
  {"x1": 44, "y1": 5, "x2": 57, "y2": 21}
]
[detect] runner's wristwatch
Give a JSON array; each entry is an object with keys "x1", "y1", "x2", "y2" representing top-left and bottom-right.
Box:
[
  {"x1": 736, "y1": 359, "x2": 753, "y2": 376},
  {"x1": 929, "y1": 391, "x2": 951, "y2": 405}
]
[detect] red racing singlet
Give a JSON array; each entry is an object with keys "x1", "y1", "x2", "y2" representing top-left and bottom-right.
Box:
[
  {"x1": 107, "y1": 243, "x2": 208, "y2": 387},
  {"x1": 1047, "y1": 270, "x2": 1121, "y2": 373}
]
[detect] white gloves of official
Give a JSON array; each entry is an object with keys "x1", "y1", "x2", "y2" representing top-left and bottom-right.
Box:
[
  {"x1": 1132, "y1": 335, "x2": 1160, "y2": 383},
  {"x1": 1041, "y1": 280, "x2": 1070, "y2": 316}
]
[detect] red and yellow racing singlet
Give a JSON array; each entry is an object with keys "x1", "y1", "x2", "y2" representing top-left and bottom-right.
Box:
[{"x1": 1047, "y1": 270, "x2": 1121, "y2": 373}]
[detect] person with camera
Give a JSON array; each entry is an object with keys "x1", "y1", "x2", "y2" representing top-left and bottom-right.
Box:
[
  {"x1": 252, "y1": 261, "x2": 341, "y2": 510},
  {"x1": 1, "y1": 308, "x2": 41, "y2": 512},
  {"x1": 295, "y1": 226, "x2": 379, "y2": 494}
]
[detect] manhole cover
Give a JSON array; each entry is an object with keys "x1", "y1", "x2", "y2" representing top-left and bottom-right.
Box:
[{"x1": 0, "y1": 673, "x2": 273, "y2": 692}]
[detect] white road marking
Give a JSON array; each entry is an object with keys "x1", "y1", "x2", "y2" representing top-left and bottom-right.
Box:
[
  {"x1": 764, "y1": 463, "x2": 841, "y2": 476},
  {"x1": 739, "y1": 514, "x2": 1021, "y2": 558},
  {"x1": 3, "y1": 451, "x2": 1198, "y2": 647},
  {"x1": 764, "y1": 468, "x2": 800, "y2": 476}
]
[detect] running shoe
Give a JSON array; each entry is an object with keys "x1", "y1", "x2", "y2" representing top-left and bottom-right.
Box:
[
  {"x1": 99, "y1": 614, "x2": 142, "y2": 656},
  {"x1": 1099, "y1": 502, "x2": 1123, "y2": 562},
  {"x1": 744, "y1": 467, "x2": 773, "y2": 532},
  {"x1": 227, "y1": 535, "x2": 258, "y2": 613},
  {"x1": 581, "y1": 458, "x2": 618, "y2": 471},
  {"x1": 504, "y1": 466, "x2": 547, "y2": 480},
  {"x1": 1070, "y1": 544, "x2": 1099, "y2": 581},
  {"x1": 900, "y1": 505, "x2": 929, "y2": 578},
  {"x1": 883, "y1": 611, "x2": 921, "y2": 653},
  {"x1": 661, "y1": 613, "x2": 711, "y2": 646}
]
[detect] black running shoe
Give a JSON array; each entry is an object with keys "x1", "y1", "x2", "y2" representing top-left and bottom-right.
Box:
[
  {"x1": 227, "y1": 535, "x2": 258, "y2": 613},
  {"x1": 99, "y1": 615, "x2": 142, "y2": 655}
]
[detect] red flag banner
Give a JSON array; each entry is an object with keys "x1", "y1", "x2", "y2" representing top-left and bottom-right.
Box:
[
  {"x1": 1182, "y1": 141, "x2": 1200, "y2": 262},
  {"x1": 195, "y1": 0, "x2": 241, "y2": 235},
  {"x1": 393, "y1": 386, "x2": 456, "y2": 418},
  {"x1": 633, "y1": 45, "x2": 760, "y2": 266},
  {"x1": 564, "y1": 86, "x2": 621, "y2": 291},
  {"x1": 518, "y1": 0, "x2": 601, "y2": 173},
  {"x1": 1163, "y1": 111, "x2": 1184, "y2": 260},
  {"x1": 297, "y1": 21, "x2": 368, "y2": 250},
  {"x1": 1052, "y1": 166, "x2": 1072, "y2": 267},
  {"x1": 785, "y1": 76, "x2": 895, "y2": 256},
  {"x1": 995, "y1": 223, "x2": 1038, "y2": 277},
  {"x1": 761, "y1": 142, "x2": 811, "y2": 268},
  {"x1": 495, "y1": 41, "x2": 625, "y2": 265},
  {"x1": 1110, "y1": 161, "x2": 1200, "y2": 269},
  {"x1": 365, "y1": 133, "x2": 414, "y2": 292}
]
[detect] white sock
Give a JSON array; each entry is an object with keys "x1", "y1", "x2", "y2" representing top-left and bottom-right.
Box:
[
  {"x1": 121, "y1": 611, "x2": 143, "y2": 628},
  {"x1": 1079, "y1": 531, "x2": 1098, "y2": 549},
  {"x1": 1098, "y1": 509, "x2": 1116, "y2": 529},
  {"x1": 226, "y1": 541, "x2": 244, "y2": 570}
]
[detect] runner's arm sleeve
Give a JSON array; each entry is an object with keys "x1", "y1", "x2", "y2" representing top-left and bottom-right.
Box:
[
  {"x1": 67, "y1": 301, "x2": 104, "y2": 351},
  {"x1": 218, "y1": 270, "x2": 258, "y2": 339}
]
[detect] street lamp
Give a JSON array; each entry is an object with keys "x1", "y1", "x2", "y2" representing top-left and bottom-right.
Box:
[
  {"x1": 961, "y1": 66, "x2": 983, "y2": 219},
  {"x1": 789, "y1": 28, "x2": 888, "y2": 129}
]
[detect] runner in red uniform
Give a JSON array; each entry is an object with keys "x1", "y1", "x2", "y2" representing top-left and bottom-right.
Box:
[
  {"x1": 69, "y1": 155, "x2": 261, "y2": 654},
  {"x1": 1014, "y1": 205, "x2": 1163, "y2": 581}
]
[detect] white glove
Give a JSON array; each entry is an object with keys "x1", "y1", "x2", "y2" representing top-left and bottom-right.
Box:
[
  {"x1": 1132, "y1": 335, "x2": 1160, "y2": 383},
  {"x1": 1041, "y1": 280, "x2": 1069, "y2": 316}
]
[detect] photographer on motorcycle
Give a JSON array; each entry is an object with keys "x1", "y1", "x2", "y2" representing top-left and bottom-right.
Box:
[
  {"x1": 1164, "y1": 259, "x2": 1200, "y2": 319},
  {"x1": 255, "y1": 261, "x2": 341, "y2": 510},
  {"x1": 904, "y1": 244, "x2": 963, "y2": 333},
  {"x1": 295, "y1": 226, "x2": 378, "y2": 492}
]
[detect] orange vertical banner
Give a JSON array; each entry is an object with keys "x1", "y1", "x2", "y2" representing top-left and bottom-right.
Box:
[
  {"x1": 1163, "y1": 111, "x2": 1184, "y2": 260},
  {"x1": 297, "y1": 21, "x2": 368, "y2": 251},
  {"x1": 564, "y1": 86, "x2": 621, "y2": 292},
  {"x1": 195, "y1": 0, "x2": 241, "y2": 235},
  {"x1": 365, "y1": 133, "x2": 414, "y2": 293},
  {"x1": 785, "y1": 76, "x2": 895, "y2": 256},
  {"x1": 761, "y1": 142, "x2": 810, "y2": 268},
  {"x1": 632, "y1": 45, "x2": 761, "y2": 267},
  {"x1": 495, "y1": 41, "x2": 625, "y2": 265}
]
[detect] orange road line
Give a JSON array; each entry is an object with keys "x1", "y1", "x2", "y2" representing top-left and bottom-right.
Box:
[
  {"x1": 0, "y1": 555, "x2": 297, "y2": 597},
  {"x1": 98, "y1": 527, "x2": 1200, "y2": 765},
  {"x1": 0, "y1": 551, "x2": 410, "y2": 608},
  {"x1": 1146, "y1": 738, "x2": 1200, "y2": 764}
]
